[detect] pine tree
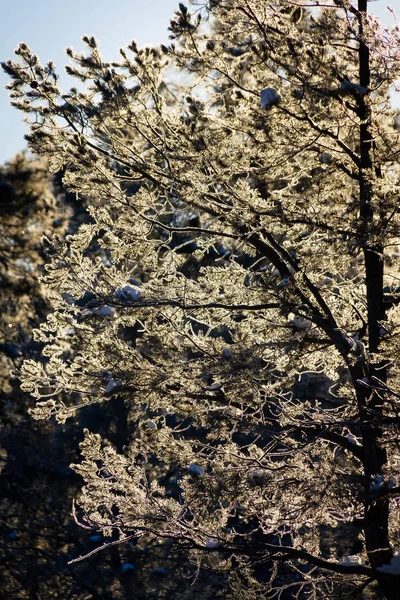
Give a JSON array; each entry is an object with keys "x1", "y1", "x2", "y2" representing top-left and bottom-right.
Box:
[
  {"x1": 3, "y1": 1, "x2": 400, "y2": 597},
  {"x1": 0, "y1": 156, "x2": 222, "y2": 599}
]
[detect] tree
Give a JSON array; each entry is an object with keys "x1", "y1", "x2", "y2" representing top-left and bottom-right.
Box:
[
  {"x1": 3, "y1": 0, "x2": 400, "y2": 597},
  {"x1": 0, "y1": 157, "x2": 222, "y2": 599}
]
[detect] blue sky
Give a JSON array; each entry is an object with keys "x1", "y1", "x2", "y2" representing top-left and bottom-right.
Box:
[
  {"x1": 0, "y1": 0, "x2": 180, "y2": 163},
  {"x1": 0, "y1": 0, "x2": 399, "y2": 164}
]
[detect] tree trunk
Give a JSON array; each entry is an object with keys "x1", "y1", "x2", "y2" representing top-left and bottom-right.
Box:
[
  {"x1": 375, "y1": 576, "x2": 400, "y2": 600},
  {"x1": 357, "y1": 0, "x2": 393, "y2": 584}
]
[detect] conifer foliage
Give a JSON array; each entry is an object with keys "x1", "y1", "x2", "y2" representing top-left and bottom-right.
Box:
[{"x1": 3, "y1": 0, "x2": 400, "y2": 597}]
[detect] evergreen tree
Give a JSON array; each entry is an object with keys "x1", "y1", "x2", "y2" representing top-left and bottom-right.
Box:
[
  {"x1": 0, "y1": 156, "x2": 221, "y2": 599},
  {"x1": 3, "y1": 1, "x2": 400, "y2": 597}
]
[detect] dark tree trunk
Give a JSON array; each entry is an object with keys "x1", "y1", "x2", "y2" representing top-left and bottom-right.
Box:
[
  {"x1": 375, "y1": 577, "x2": 400, "y2": 600},
  {"x1": 356, "y1": 0, "x2": 394, "y2": 590}
]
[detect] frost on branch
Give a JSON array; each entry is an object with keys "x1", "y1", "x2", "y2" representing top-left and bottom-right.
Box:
[{"x1": 6, "y1": 0, "x2": 400, "y2": 597}]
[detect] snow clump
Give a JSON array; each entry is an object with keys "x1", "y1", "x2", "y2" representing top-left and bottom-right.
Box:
[
  {"x1": 115, "y1": 285, "x2": 141, "y2": 304},
  {"x1": 95, "y1": 305, "x2": 115, "y2": 317},
  {"x1": 260, "y1": 88, "x2": 281, "y2": 109},
  {"x1": 370, "y1": 474, "x2": 384, "y2": 491},
  {"x1": 205, "y1": 538, "x2": 220, "y2": 549},
  {"x1": 208, "y1": 382, "x2": 222, "y2": 391},
  {"x1": 344, "y1": 430, "x2": 361, "y2": 446},
  {"x1": 377, "y1": 548, "x2": 400, "y2": 575},
  {"x1": 340, "y1": 80, "x2": 367, "y2": 97},
  {"x1": 340, "y1": 555, "x2": 364, "y2": 566},
  {"x1": 105, "y1": 379, "x2": 122, "y2": 395},
  {"x1": 188, "y1": 463, "x2": 205, "y2": 476}
]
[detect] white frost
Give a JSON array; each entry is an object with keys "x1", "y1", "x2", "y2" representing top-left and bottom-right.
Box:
[
  {"x1": 377, "y1": 548, "x2": 400, "y2": 575},
  {"x1": 62, "y1": 327, "x2": 75, "y2": 336},
  {"x1": 260, "y1": 87, "x2": 281, "y2": 109}
]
